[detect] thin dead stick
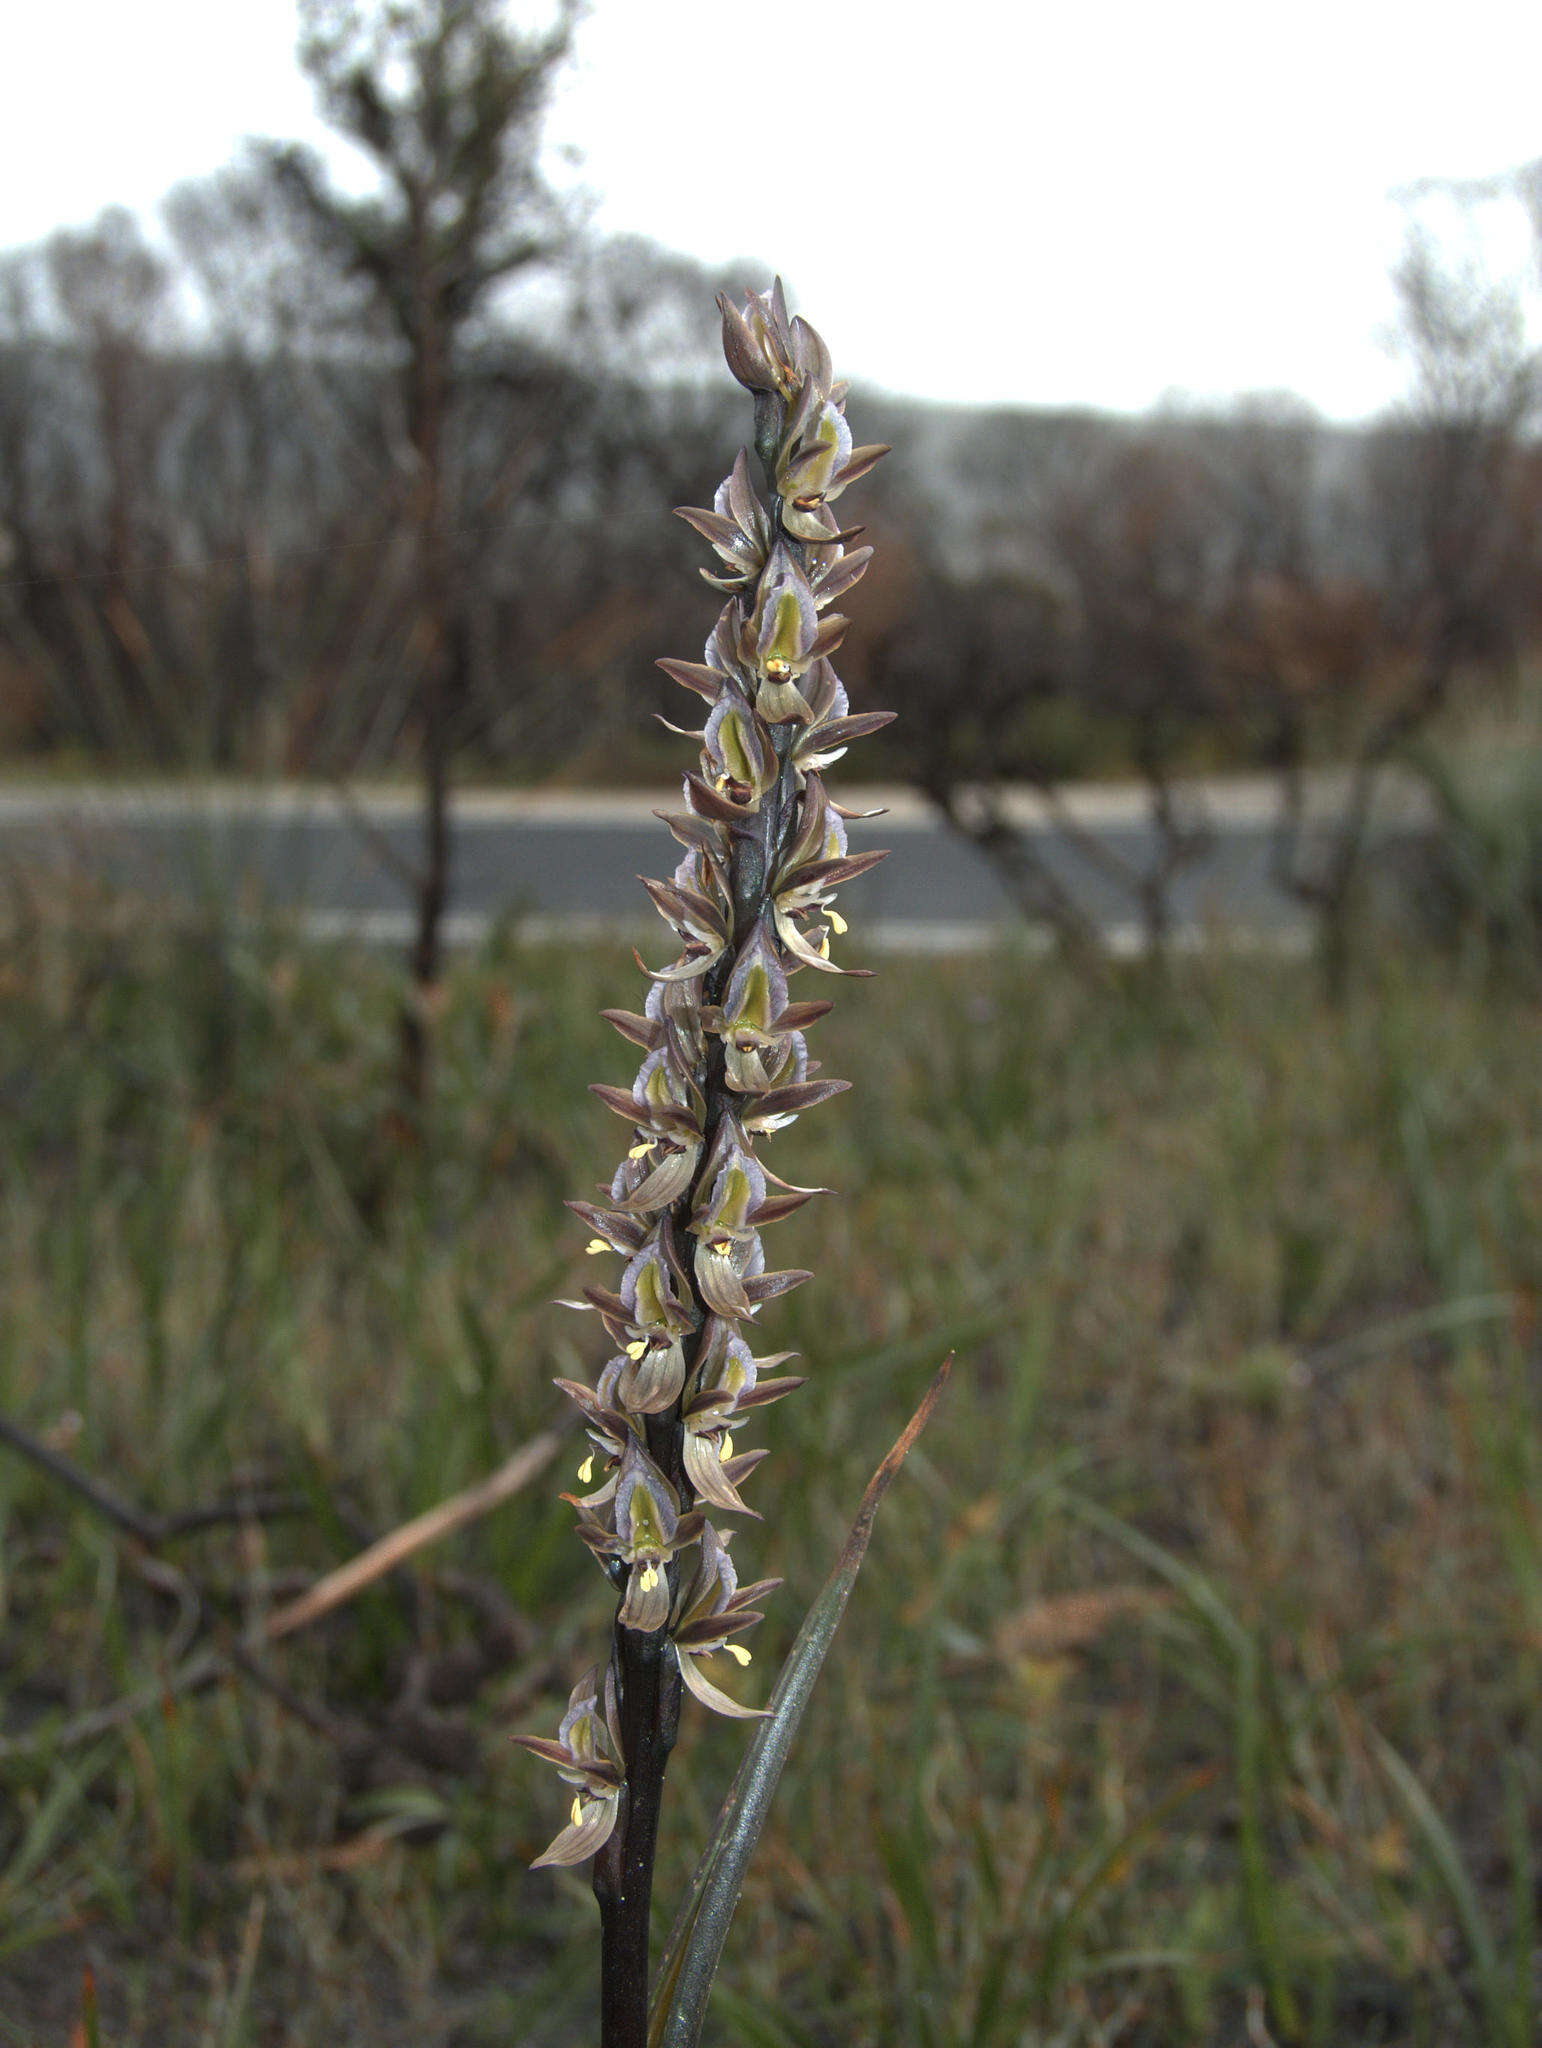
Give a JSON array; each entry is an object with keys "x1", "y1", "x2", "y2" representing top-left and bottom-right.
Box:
[
  {"x1": 0, "y1": 1419, "x2": 571, "y2": 1760},
  {"x1": 261, "y1": 1427, "x2": 568, "y2": 1641},
  {"x1": 0, "y1": 1415, "x2": 307, "y2": 1547}
]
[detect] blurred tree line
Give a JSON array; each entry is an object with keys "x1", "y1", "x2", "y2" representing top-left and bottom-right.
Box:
[{"x1": 0, "y1": 0, "x2": 1539, "y2": 991}]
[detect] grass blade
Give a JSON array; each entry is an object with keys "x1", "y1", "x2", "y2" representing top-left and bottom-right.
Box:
[
  {"x1": 649, "y1": 1358, "x2": 952, "y2": 2048},
  {"x1": 1372, "y1": 1728, "x2": 1509, "y2": 2039}
]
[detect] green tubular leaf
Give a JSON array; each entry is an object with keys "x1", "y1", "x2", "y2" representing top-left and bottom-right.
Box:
[{"x1": 648, "y1": 1359, "x2": 952, "y2": 2048}]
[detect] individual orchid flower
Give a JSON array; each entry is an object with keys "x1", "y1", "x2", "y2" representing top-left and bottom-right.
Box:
[
  {"x1": 675, "y1": 449, "x2": 774, "y2": 593},
  {"x1": 680, "y1": 1326, "x2": 773, "y2": 1514},
  {"x1": 601, "y1": 1233, "x2": 694, "y2": 1411},
  {"x1": 736, "y1": 543, "x2": 845, "y2": 724},
  {"x1": 709, "y1": 920, "x2": 833, "y2": 1094},
  {"x1": 679, "y1": 1319, "x2": 807, "y2": 1514},
  {"x1": 512, "y1": 1668, "x2": 625, "y2": 1867},
  {"x1": 588, "y1": 1048, "x2": 704, "y2": 1210},
  {"x1": 573, "y1": 1438, "x2": 706, "y2": 1633},
  {"x1": 702, "y1": 686, "x2": 778, "y2": 804},
  {"x1": 775, "y1": 386, "x2": 885, "y2": 543},
  {"x1": 716, "y1": 277, "x2": 800, "y2": 398},
  {"x1": 551, "y1": 1369, "x2": 633, "y2": 1502},
  {"x1": 791, "y1": 660, "x2": 897, "y2": 774},
  {"x1": 770, "y1": 774, "x2": 889, "y2": 973},
  {"x1": 671, "y1": 1524, "x2": 781, "y2": 1719},
  {"x1": 686, "y1": 1119, "x2": 822, "y2": 1315}
]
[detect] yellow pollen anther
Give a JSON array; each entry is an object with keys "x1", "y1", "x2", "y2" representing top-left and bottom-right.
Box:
[
  {"x1": 719, "y1": 1433, "x2": 734, "y2": 1462},
  {"x1": 627, "y1": 1140, "x2": 655, "y2": 1160},
  {"x1": 827, "y1": 908, "x2": 848, "y2": 935},
  {"x1": 726, "y1": 1644, "x2": 752, "y2": 1666},
  {"x1": 571, "y1": 1793, "x2": 584, "y2": 1826},
  {"x1": 625, "y1": 1341, "x2": 648, "y2": 1360},
  {"x1": 639, "y1": 1563, "x2": 659, "y2": 1591},
  {"x1": 578, "y1": 1453, "x2": 594, "y2": 1484},
  {"x1": 817, "y1": 928, "x2": 831, "y2": 959},
  {"x1": 585, "y1": 1238, "x2": 608, "y2": 1255}
]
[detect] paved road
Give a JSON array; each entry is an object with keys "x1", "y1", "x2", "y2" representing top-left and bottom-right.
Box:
[{"x1": 0, "y1": 778, "x2": 1428, "y2": 951}]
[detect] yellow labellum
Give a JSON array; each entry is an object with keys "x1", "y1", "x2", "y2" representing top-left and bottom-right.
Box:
[{"x1": 726, "y1": 1644, "x2": 752, "y2": 1666}]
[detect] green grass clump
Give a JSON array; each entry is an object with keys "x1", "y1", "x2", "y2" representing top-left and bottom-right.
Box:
[{"x1": 1, "y1": 903, "x2": 1539, "y2": 2045}]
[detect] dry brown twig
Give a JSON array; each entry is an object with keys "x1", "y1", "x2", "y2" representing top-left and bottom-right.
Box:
[{"x1": 0, "y1": 1414, "x2": 570, "y2": 1759}]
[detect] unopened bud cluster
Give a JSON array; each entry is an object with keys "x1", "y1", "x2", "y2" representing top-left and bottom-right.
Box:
[{"x1": 517, "y1": 283, "x2": 891, "y2": 1868}]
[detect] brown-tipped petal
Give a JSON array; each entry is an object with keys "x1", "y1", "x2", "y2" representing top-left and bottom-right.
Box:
[
  {"x1": 726, "y1": 448, "x2": 763, "y2": 537},
  {"x1": 777, "y1": 999, "x2": 835, "y2": 1030},
  {"x1": 753, "y1": 1188, "x2": 820, "y2": 1226},
  {"x1": 564, "y1": 1205, "x2": 649, "y2": 1256},
  {"x1": 812, "y1": 547, "x2": 874, "y2": 604},
  {"x1": 509, "y1": 1735, "x2": 576, "y2": 1769},
  {"x1": 683, "y1": 770, "x2": 758, "y2": 823},
  {"x1": 782, "y1": 848, "x2": 890, "y2": 892},
  {"x1": 656, "y1": 657, "x2": 729, "y2": 703},
  {"x1": 642, "y1": 876, "x2": 729, "y2": 944},
  {"x1": 655, "y1": 809, "x2": 727, "y2": 857},
  {"x1": 724, "y1": 1576, "x2": 783, "y2": 1610},
  {"x1": 802, "y1": 711, "x2": 897, "y2": 752},
  {"x1": 826, "y1": 444, "x2": 890, "y2": 498},
  {"x1": 749, "y1": 1078, "x2": 851, "y2": 1121},
  {"x1": 598, "y1": 1008, "x2": 660, "y2": 1049},
  {"x1": 808, "y1": 614, "x2": 850, "y2": 661},
  {"x1": 742, "y1": 1268, "x2": 814, "y2": 1304},
  {"x1": 589, "y1": 1082, "x2": 648, "y2": 1124},
  {"x1": 579, "y1": 1285, "x2": 633, "y2": 1346},
  {"x1": 672, "y1": 1607, "x2": 762, "y2": 1652},
  {"x1": 551, "y1": 1377, "x2": 634, "y2": 1440},
  {"x1": 718, "y1": 294, "x2": 774, "y2": 392},
  {"x1": 732, "y1": 1374, "x2": 809, "y2": 1409},
  {"x1": 675, "y1": 505, "x2": 745, "y2": 552},
  {"x1": 676, "y1": 1650, "x2": 768, "y2": 1720},
  {"x1": 789, "y1": 313, "x2": 833, "y2": 390}
]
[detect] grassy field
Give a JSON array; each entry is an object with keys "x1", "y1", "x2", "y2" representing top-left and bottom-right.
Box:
[{"x1": 0, "y1": 896, "x2": 1539, "y2": 2046}]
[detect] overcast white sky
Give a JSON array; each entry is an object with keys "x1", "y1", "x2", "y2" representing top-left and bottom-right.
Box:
[{"x1": 7, "y1": 0, "x2": 1541, "y2": 418}]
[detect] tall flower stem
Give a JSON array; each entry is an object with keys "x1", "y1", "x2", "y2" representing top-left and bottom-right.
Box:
[
  {"x1": 515, "y1": 281, "x2": 891, "y2": 2048},
  {"x1": 595, "y1": 713, "x2": 804, "y2": 2046}
]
